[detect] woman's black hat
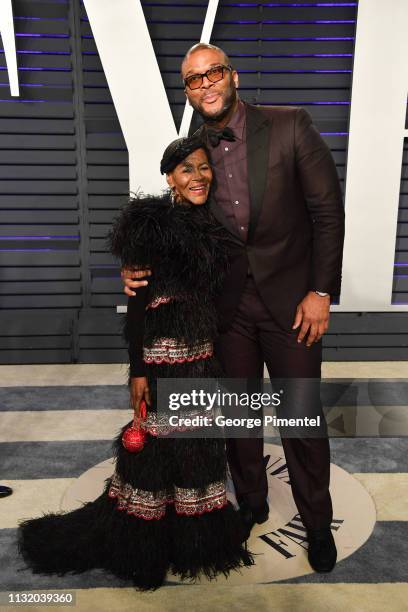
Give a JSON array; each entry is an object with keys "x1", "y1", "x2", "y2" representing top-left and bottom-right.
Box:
[{"x1": 160, "y1": 135, "x2": 210, "y2": 174}]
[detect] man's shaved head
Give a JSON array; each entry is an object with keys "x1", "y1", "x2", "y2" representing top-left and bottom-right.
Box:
[{"x1": 181, "y1": 43, "x2": 231, "y2": 77}]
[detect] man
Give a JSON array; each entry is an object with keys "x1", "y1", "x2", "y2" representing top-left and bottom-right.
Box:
[{"x1": 121, "y1": 43, "x2": 345, "y2": 573}]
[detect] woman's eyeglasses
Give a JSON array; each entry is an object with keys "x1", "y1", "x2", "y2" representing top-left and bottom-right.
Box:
[{"x1": 184, "y1": 65, "x2": 232, "y2": 90}]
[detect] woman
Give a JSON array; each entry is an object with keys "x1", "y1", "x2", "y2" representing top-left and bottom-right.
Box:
[{"x1": 17, "y1": 135, "x2": 252, "y2": 590}]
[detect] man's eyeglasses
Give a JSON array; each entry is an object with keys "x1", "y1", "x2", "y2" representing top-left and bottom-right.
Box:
[{"x1": 184, "y1": 64, "x2": 233, "y2": 90}]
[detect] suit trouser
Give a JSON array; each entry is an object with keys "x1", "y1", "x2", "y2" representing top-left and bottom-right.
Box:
[{"x1": 214, "y1": 275, "x2": 333, "y2": 531}]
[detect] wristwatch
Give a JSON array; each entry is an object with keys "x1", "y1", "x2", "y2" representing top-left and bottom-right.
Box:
[{"x1": 315, "y1": 291, "x2": 329, "y2": 297}]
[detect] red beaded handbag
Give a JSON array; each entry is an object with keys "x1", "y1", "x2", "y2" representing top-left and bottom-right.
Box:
[{"x1": 122, "y1": 399, "x2": 148, "y2": 452}]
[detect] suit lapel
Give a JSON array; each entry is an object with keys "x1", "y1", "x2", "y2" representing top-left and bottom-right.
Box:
[{"x1": 245, "y1": 103, "x2": 272, "y2": 242}]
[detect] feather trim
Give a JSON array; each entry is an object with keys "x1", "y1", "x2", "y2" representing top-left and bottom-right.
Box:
[{"x1": 107, "y1": 191, "x2": 230, "y2": 299}]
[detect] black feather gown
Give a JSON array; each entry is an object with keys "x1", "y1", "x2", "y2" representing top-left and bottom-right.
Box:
[{"x1": 17, "y1": 192, "x2": 253, "y2": 590}]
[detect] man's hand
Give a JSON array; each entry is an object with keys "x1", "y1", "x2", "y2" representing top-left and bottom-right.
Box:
[
  {"x1": 292, "y1": 291, "x2": 330, "y2": 346},
  {"x1": 121, "y1": 267, "x2": 152, "y2": 297},
  {"x1": 130, "y1": 376, "x2": 151, "y2": 417}
]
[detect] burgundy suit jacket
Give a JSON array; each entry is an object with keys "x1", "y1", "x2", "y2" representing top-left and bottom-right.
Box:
[{"x1": 193, "y1": 102, "x2": 345, "y2": 333}]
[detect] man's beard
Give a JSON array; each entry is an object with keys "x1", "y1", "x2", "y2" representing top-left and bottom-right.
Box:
[{"x1": 192, "y1": 85, "x2": 237, "y2": 124}]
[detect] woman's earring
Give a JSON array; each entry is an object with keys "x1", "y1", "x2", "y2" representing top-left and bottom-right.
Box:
[{"x1": 170, "y1": 187, "x2": 178, "y2": 206}]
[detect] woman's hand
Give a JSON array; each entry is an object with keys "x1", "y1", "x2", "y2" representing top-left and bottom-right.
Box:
[
  {"x1": 121, "y1": 267, "x2": 152, "y2": 297},
  {"x1": 130, "y1": 376, "x2": 151, "y2": 417}
]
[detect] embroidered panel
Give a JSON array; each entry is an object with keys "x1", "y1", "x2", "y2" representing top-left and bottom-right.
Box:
[
  {"x1": 174, "y1": 481, "x2": 227, "y2": 516},
  {"x1": 108, "y1": 473, "x2": 227, "y2": 520},
  {"x1": 146, "y1": 295, "x2": 175, "y2": 310},
  {"x1": 143, "y1": 338, "x2": 213, "y2": 364},
  {"x1": 141, "y1": 410, "x2": 212, "y2": 436},
  {"x1": 108, "y1": 472, "x2": 171, "y2": 520}
]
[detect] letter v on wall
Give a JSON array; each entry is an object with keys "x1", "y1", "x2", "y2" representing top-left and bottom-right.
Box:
[
  {"x1": 0, "y1": 0, "x2": 19, "y2": 96},
  {"x1": 83, "y1": 0, "x2": 219, "y2": 193}
]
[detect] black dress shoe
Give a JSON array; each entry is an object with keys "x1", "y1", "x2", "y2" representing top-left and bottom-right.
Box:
[
  {"x1": 239, "y1": 500, "x2": 269, "y2": 539},
  {"x1": 254, "y1": 501, "x2": 269, "y2": 524},
  {"x1": 0, "y1": 485, "x2": 13, "y2": 498},
  {"x1": 307, "y1": 527, "x2": 337, "y2": 572}
]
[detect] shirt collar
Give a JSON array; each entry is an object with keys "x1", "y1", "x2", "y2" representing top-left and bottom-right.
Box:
[{"x1": 226, "y1": 98, "x2": 245, "y2": 141}]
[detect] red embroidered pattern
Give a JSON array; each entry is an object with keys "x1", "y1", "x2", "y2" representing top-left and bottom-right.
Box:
[
  {"x1": 174, "y1": 482, "x2": 227, "y2": 516},
  {"x1": 143, "y1": 338, "x2": 213, "y2": 365},
  {"x1": 108, "y1": 473, "x2": 170, "y2": 520},
  {"x1": 146, "y1": 296, "x2": 174, "y2": 310},
  {"x1": 141, "y1": 410, "x2": 213, "y2": 436},
  {"x1": 108, "y1": 473, "x2": 227, "y2": 520}
]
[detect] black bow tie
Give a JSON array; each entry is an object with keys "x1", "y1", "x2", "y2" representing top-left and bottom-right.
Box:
[{"x1": 206, "y1": 126, "x2": 236, "y2": 147}]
